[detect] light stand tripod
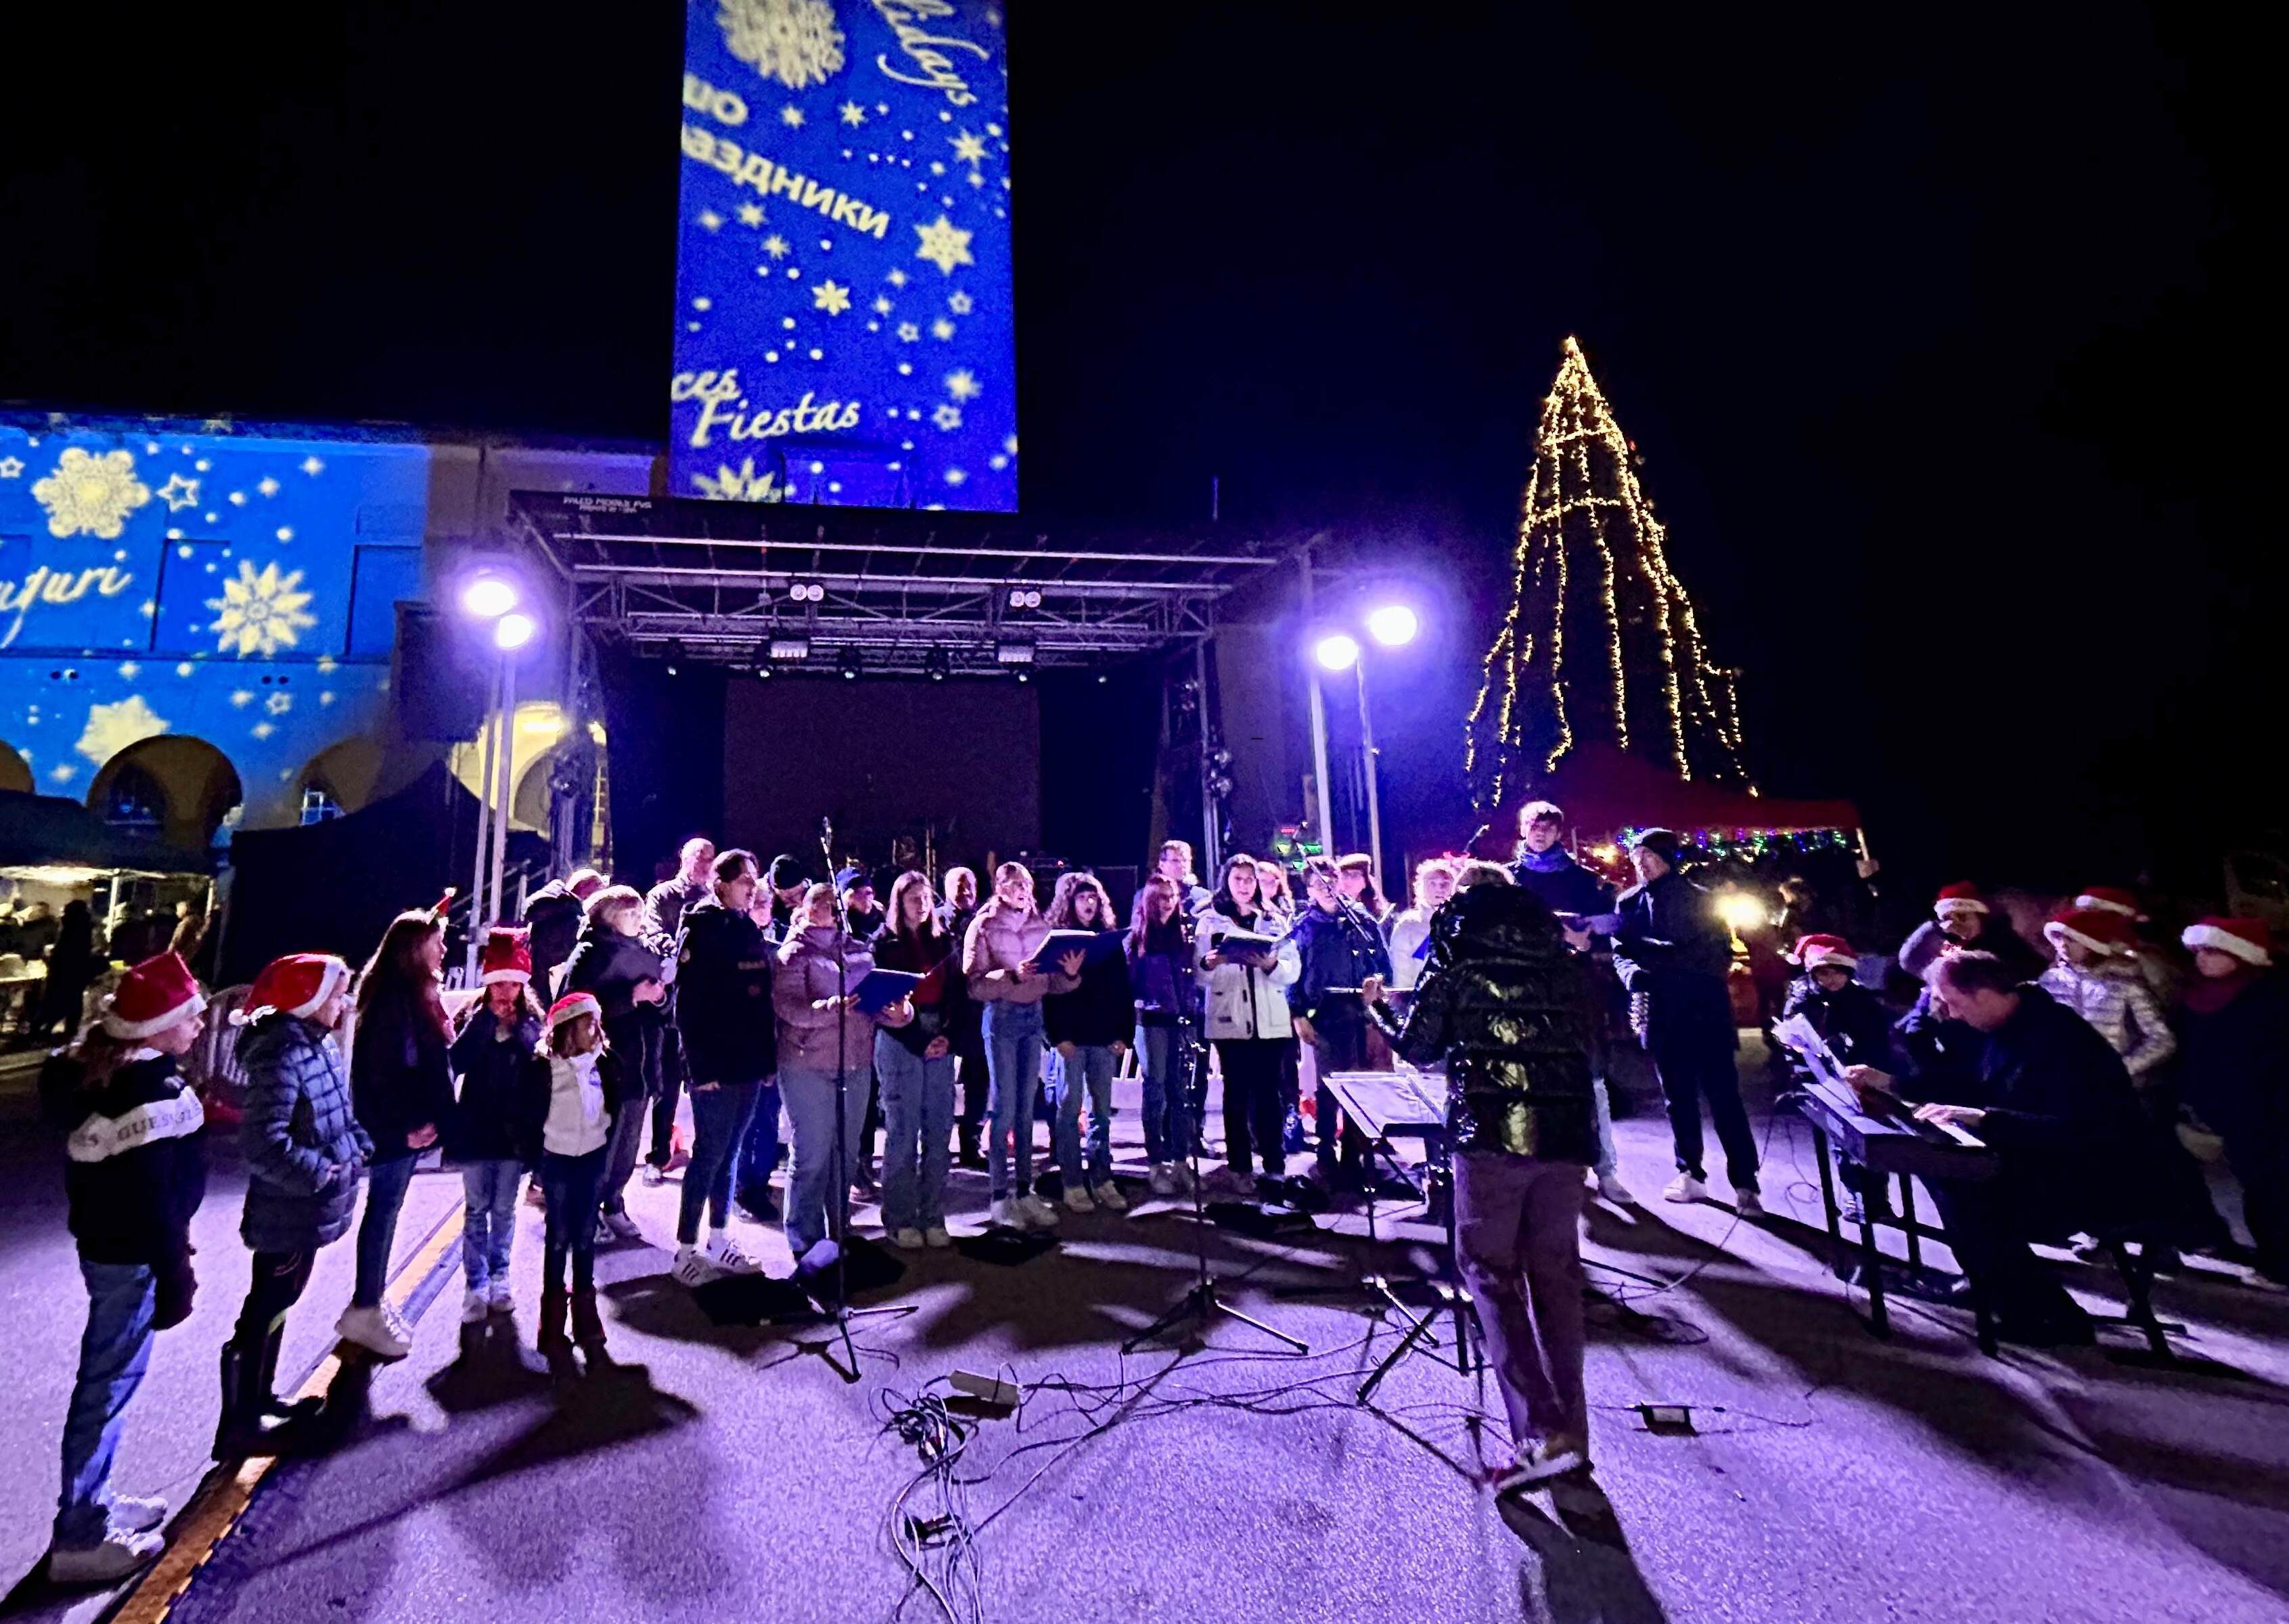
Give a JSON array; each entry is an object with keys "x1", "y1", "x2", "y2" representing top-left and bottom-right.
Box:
[{"x1": 1123, "y1": 903, "x2": 1309, "y2": 1357}]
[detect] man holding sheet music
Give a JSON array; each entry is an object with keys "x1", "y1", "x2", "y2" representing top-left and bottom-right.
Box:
[{"x1": 1842, "y1": 950, "x2": 2168, "y2": 1345}]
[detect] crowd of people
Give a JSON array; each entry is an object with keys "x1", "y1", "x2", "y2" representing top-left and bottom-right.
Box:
[{"x1": 28, "y1": 803, "x2": 2288, "y2": 1581}]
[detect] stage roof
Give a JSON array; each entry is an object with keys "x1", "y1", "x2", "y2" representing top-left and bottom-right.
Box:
[{"x1": 508, "y1": 493, "x2": 1287, "y2": 673}]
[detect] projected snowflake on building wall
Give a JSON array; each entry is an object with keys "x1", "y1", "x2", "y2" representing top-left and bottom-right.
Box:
[
  {"x1": 717, "y1": 0, "x2": 846, "y2": 90},
  {"x1": 207, "y1": 560, "x2": 319, "y2": 657},
  {"x1": 32, "y1": 447, "x2": 152, "y2": 539}
]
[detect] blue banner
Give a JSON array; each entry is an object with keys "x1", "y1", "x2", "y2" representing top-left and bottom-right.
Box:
[{"x1": 671, "y1": 0, "x2": 1016, "y2": 512}]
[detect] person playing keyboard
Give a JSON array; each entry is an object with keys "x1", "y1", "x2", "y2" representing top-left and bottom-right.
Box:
[{"x1": 1842, "y1": 950, "x2": 2165, "y2": 1346}]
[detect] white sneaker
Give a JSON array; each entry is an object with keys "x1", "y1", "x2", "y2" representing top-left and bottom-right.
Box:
[
  {"x1": 460, "y1": 1288, "x2": 490, "y2": 1325},
  {"x1": 1661, "y1": 1173, "x2": 1709, "y2": 1204},
  {"x1": 1148, "y1": 1164, "x2": 1178, "y2": 1196},
  {"x1": 891, "y1": 1227, "x2": 927, "y2": 1250},
  {"x1": 641, "y1": 1165, "x2": 668, "y2": 1187},
  {"x1": 1733, "y1": 1188, "x2": 1765, "y2": 1219},
  {"x1": 672, "y1": 1244, "x2": 721, "y2": 1286},
  {"x1": 1018, "y1": 1193, "x2": 1061, "y2": 1229},
  {"x1": 604, "y1": 1209, "x2": 643, "y2": 1241},
  {"x1": 336, "y1": 1305, "x2": 411, "y2": 1359},
  {"x1": 989, "y1": 1196, "x2": 1023, "y2": 1230},
  {"x1": 1062, "y1": 1185, "x2": 1096, "y2": 1214},
  {"x1": 706, "y1": 1234, "x2": 761, "y2": 1274},
  {"x1": 1597, "y1": 1173, "x2": 1636, "y2": 1206},
  {"x1": 924, "y1": 1225, "x2": 953, "y2": 1248},
  {"x1": 381, "y1": 1300, "x2": 413, "y2": 1341},
  {"x1": 488, "y1": 1279, "x2": 515, "y2": 1313},
  {"x1": 1091, "y1": 1181, "x2": 1128, "y2": 1212},
  {"x1": 47, "y1": 1529, "x2": 163, "y2": 1585},
  {"x1": 109, "y1": 1495, "x2": 168, "y2": 1534}
]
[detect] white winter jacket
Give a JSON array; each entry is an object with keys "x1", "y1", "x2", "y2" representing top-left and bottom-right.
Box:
[
  {"x1": 2037, "y1": 957, "x2": 2177, "y2": 1080},
  {"x1": 1196, "y1": 907, "x2": 1300, "y2": 1042}
]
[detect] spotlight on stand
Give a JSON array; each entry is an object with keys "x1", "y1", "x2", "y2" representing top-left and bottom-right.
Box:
[
  {"x1": 1313, "y1": 632, "x2": 1361, "y2": 672},
  {"x1": 1366, "y1": 604, "x2": 1420, "y2": 647},
  {"x1": 493, "y1": 611, "x2": 537, "y2": 651},
  {"x1": 768, "y1": 635, "x2": 811, "y2": 662},
  {"x1": 925, "y1": 648, "x2": 951, "y2": 683},
  {"x1": 459, "y1": 572, "x2": 520, "y2": 620},
  {"x1": 838, "y1": 648, "x2": 863, "y2": 681}
]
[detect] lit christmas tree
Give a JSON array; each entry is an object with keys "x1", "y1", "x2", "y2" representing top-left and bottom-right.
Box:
[{"x1": 1467, "y1": 336, "x2": 1748, "y2": 809}]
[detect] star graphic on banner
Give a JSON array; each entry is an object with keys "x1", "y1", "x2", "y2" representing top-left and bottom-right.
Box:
[
  {"x1": 930, "y1": 317, "x2": 955, "y2": 340},
  {"x1": 155, "y1": 473, "x2": 202, "y2": 511},
  {"x1": 256, "y1": 476, "x2": 280, "y2": 496},
  {"x1": 886, "y1": 267, "x2": 909, "y2": 288},
  {"x1": 301, "y1": 455, "x2": 325, "y2": 475},
  {"x1": 932, "y1": 404, "x2": 963, "y2": 430},
  {"x1": 896, "y1": 322, "x2": 920, "y2": 342},
  {"x1": 781, "y1": 105, "x2": 805, "y2": 127},
  {"x1": 762, "y1": 234, "x2": 791, "y2": 258},
  {"x1": 967, "y1": 171, "x2": 985, "y2": 188},
  {"x1": 812, "y1": 279, "x2": 852, "y2": 315},
  {"x1": 950, "y1": 131, "x2": 988, "y2": 164},
  {"x1": 698, "y1": 209, "x2": 725, "y2": 231},
  {"x1": 943, "y1": 468, "x2": 968, "y2": 487},
  {"x1": 913, "y1": 215, "x2": 974, "y2": 275},
  {"x1": 229, "y1": 491, "x2": 247, "y2": 505},
  {"x1": 945, "y1": 369, "x2": 980, "y2": 402},
  {"x1": 948, "y1": 290, "x2": 974, "y2": 314},
  {"x1": 0, "y1": 457, "x2": 22, "y2": 478},
  {"x1": 871, "y1": 295, "x2": 894, "y2": 315},
  {"x1": 738, "y1": 202, "x2": 765, "y2": 227},
  {"x1": 839, "y1": 102, "x2": 867, "y2": 126}
]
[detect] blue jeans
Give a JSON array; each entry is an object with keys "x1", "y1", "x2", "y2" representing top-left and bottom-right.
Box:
[
  {"x1": 1135, "y1": 1022, "x2": 1189, "y2": 1165},
  {"x1": 877, "y1": 1031, "x2": 955, "y2": 1231},
  {"x1": 982, "y1": 1001, "x2": 1045, "y2": 1199},
  {"x1": 735, "y1": 1079, "x2": 784, "y2": 1207},
  {"x1": 353, "y1": 1152, "x2": 419, "y2": 1308},
  {"x1": 55, "y1": 1261, "x2": 156, "y2": 1548},
  {"x1": 781, "y1": 1062, "x2": 868, "y2": 1259},
  {"x1": 460, "y1": 1160, "x2": 522, "y2": 1290},
  {"x1": 540, "y1": 1146, "x2": 606, "y2": 1294},
  {"x1": 1051, "y1": 1043, "x2": 1118, "y2": 1188},
  {"x1": 680, "y1": 1081, "x2": 760, "y2": 1246}
]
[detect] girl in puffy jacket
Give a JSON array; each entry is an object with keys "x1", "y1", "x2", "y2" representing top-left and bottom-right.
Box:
[
  {"x1": 446, "y1": 928, "x2": 544, "y2": 1323},
  {"x1": 1198, "y1": 855, "x2": 1302, "y2": 1194}
]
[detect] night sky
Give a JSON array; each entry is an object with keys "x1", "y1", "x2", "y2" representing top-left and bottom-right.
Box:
[{"x1": 0, "y1": 5, "x2": 2263, "y2": 895}]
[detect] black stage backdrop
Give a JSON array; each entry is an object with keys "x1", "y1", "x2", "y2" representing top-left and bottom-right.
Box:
[
  {"x1": 722, "y1": 677, "x2": 1042, "y2": 874},
  {"x1": 1037, "y1": 666, "x2": 1160, "y2": 873},
  {"x1": 602, "y1": 654, "x2": 728, "y2": 890}
]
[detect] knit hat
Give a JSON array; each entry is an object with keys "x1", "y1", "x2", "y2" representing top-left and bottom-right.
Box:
[
  {"x1": 2045, "y1": 907, "x2": 2136, "y2": 958},
  {"x1": 545, "y1": 991, "x2": 602, "y2": 1035},
  {"x1": 834, "y1": 865, "x2": 870, "y2": 895},
  {"x1": 1933, "y1": 882, "x2": 1989, "y2": 920},
  {"x1": 240, "y1": 953, "x2": 350, "y2": 1024},
  {"x1": 2182, "y1": 918, "x2": 2273, "y2": 969},
  {"x1": 478, "y1": 926, "x2": 532, "y2": 986},
  {"x1": 100, "y1": 951, "x2": 206, "y2": 1041},
  {"x1": 2073, "y1": 886, "x2": 2146, "y2": 921},
  {"x1": 766, "y1": 854, "x2": 807, "y2": 892},
  {"x1": 1631, "y1": 828, "x2": 1683, "y2": 863},
  {"x1": 1788, "y1": 933, "x2": 1857, "y2": 972}
]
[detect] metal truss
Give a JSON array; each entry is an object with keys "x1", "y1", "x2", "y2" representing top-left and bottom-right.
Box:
[{"x1": 508, "y1": 493, "x2": 1280, "y2": 673}]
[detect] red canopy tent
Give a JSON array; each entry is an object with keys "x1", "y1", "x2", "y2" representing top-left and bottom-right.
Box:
[{"x1": 1472, "y1": 746, "x2": 1860, "y2": 853}]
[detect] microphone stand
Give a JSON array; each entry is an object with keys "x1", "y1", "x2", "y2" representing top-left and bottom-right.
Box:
[{"x1": 1123, "y1": 897, "x2": 1309, "y2": 1357}]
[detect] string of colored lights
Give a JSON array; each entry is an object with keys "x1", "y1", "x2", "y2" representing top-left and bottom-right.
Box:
[{"x1": 1467, "y1": 337, "x2": 1748, "y2": 809}]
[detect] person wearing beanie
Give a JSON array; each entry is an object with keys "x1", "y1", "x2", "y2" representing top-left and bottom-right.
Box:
[
  {"x1": 445, "y1": 928, "x2": 544, "y2": 1323},
  {"x1": 836, "y1": 867, "x2": 886, "y2": 939},
  {"x1": 762, "y1": 854, "x2": 810, "y2": 943},
  {"x1": 1777, "y1": 933, "x2": 1896, "y2": 1223},
  {"x1": 1899, "y1": 884, "x2": 2043, "y2": 982},
  {"x1": 2177, "y1": 918, "x2": 2289, "y2": 1288},
  {"x1": 37, "y1": 954, "x2": 209, "y2": 1584},
  {"x1": 516, "y1": 993, "x2": 636, "y2": 1355},
  {"x1": 671, "y1": 851, "x2": 779, "y2": 1283},
  {"x1": 220, "y1": 953, "x2": 362, "y2": 1458},
  {"x1": 1612, "y1": 830, "x2": 1763, "y2": 1213}
]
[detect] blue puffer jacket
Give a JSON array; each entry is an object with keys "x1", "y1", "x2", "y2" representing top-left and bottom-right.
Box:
[{"x1": 238, "y1": 1014, "x2": 372, "y2": 1253}]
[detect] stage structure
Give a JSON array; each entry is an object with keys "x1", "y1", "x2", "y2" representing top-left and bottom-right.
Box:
[{"x1": 672, "y1": 0, "x2": 1018, "y2": 512}]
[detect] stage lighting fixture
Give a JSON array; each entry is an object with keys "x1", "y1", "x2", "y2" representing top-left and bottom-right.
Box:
[
  {"x1": 1313, "y1": 632, "x2": 1361, "y2": 672},
  {"x1": 1005, "y1": 585, "x2": 1043, "y2": 610},
  {"x1": 459, "y1": 572, "x2": 518, "y2": 620},
  {"x1": 756, "y1": 664, "x2": 775, "y2": 680},
  {"x1": 1014, "y1": 669, "x2": 1031, "y2": 683},
  {"x1": 995, "y1": 640, "x2": 1035, "y2": 666},
  {"x1": 925, "y1": 648, "x2": 951, "y2": 683},
  {"x1": 768, "y1": 636, "x2": 811, "y2": 662},
  {"x1": 664, "y1": 639, "x2": 686, "y2": 676},
  {"x1": 838, "y1": 648, "x2": 863, "y2": 681},
  {"x1": 1366, "y1": 604, "x2": 1420, "y2": 647},
  {"x1": 788, "y1": 581, "x2": 827, "y2": 604},
  {"x1": 493, "y1": 612, "x2": 537, "y2": 651}
]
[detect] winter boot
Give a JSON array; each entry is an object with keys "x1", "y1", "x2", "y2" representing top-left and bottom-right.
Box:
[
  {"x1": 212, "y1": 1339, "x2": 313, "y2": 1460},
  {"x1": 537, "y1": 1284, "x2": 571, "y2": 1357},
  {"x1": 570, "y1": 1285, "x2": 607, "y2": 1351}
]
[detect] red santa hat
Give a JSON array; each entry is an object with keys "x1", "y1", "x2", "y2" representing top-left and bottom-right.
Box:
[
  {"x1": 2044, "y1": 907, "x2": 2136, "y2": 958},
  {"x1": 238, "y1": 953, "x2": 351, "y2": 1024},
  {"x1": 479, "y1": 927, "x2": 533, "y2": 987},
  {"x1": 1932, "y1": 883, "x2": 1989, "y2": 919},
  {"x1": 545, "y1": 991, "x2": 602, "y2": 1036},
  {"x1": 1788, "y1": 933, "x2": 1857, "y2": 972},
  {"x1": 99, "y1": 951, "x2": 207, "y2": 1041},
  {"x1": 2181, "y1": 917, "x2": 2273, "y2": 969},
  {"x1": 2072, "y1": 885, "x2": 2145, "y2": 921}
]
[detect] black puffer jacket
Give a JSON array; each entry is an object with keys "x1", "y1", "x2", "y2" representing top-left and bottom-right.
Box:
[
  {"x1": 1369, "y1": 884, "x2": 1600, "y2": 1163},
  {"x1": 563, "y1": 923, "x2": 664, "y2": 1020}
]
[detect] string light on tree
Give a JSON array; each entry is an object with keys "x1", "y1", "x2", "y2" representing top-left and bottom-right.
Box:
[{"x1": 1467, "y1": 337, "x2": 1748, "y2": 810}]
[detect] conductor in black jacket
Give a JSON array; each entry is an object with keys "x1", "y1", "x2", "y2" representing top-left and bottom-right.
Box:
[
  {"x1": 673, "y1": 849, "x2": 779, "y2": 1275},
  {"x1": 1611, "y1": 829, "x2": 1761, "y2": 1213}
]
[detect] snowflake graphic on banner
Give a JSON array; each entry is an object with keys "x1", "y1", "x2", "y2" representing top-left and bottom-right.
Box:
[
  {"x1": 208, "y1": 560, "x2": 319, "y2": 657},
  {"x1": 691, "y1": 458, "x2": 788, "y2": 501},
  {"x1": 32, "y1": 447, "x2": 152, "y2": 539},
  {"x1": 75, "y1": 694, "x2": 171, "y2": 764},
  {"x1": 717, "y1": 0, "x2": 845, "y2": 89}
]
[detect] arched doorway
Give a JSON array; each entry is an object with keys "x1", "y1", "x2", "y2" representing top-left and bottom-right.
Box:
[
  {"x1": 296, "y1": 736, "x2": 386, "y2": 821},
  {"x1": 0, "y1": 741, "x2": 31, "y2": 796},
  {"x1": 87, "y1": 736, "x2": 244, "y2": 850}
]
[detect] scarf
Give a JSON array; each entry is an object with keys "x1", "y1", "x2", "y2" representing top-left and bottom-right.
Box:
[
  {"x1": 1518, "y1": 847, "x2": 1574, "y2": 874},
  {"x1": 2183, "y1": 966, "x2": 2263, "y2": 1017}
]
